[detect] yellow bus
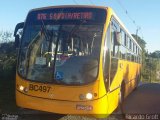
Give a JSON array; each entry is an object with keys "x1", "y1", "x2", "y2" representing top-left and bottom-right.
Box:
[{"x1": 14, "y1": 5, "x2": 142, "y2": 118}]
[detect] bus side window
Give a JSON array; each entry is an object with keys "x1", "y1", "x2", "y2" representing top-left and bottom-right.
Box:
[
  {"x1": 120, "y1": 29, "x2": 126, "y2": 59},
  {"x1": 111, "y1": 28, "x2": 115, "y2": 56},
  {"x1": 103, "y1": 24, "x2": 111, "y2": 81},
  {"x1": 111, "y1": 24, "x2": 119, "y2": 58}
]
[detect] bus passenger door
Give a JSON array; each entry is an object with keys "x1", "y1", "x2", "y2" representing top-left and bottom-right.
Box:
[
  {"x1": 107, "y1": 18, "x2": 123, "y2": 114},
  {"x1": 103, "y1": 23, "x2": 111, "y2": 115},
  {"x1": 103, "y1": 23, "x2": 111, "y2": 91}
]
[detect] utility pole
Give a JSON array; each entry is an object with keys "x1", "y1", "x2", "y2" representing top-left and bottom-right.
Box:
[{"x1": 136, "y1": 27, "x2": 141, "y2": 41}]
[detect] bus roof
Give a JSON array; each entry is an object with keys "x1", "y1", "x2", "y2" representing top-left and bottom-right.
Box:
[
  {"x1": 30, "y1": 5, "x2": 108, "y2": 12},
  {"x1": 107, "y1": 7, "x2": 142, "y2": 50}
]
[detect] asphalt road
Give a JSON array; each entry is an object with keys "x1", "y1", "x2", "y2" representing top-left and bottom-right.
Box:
[
  {"x1": 123, "y1": 83, "x2": 160, "y2": 114},
  {"x1": 121, "y1": 83, "x2": 160, "y2": 120},
  {"x1": 2, "y1": 83, "x2": 160, "y2": 120}
]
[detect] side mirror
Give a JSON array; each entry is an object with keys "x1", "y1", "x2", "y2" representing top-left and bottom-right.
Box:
[
  {"x1": 14, "y1": 22, "x2": 24, "y2": 48},
  {"x1": 114, "y1": 31, "x2": 121, "y2": 46}
]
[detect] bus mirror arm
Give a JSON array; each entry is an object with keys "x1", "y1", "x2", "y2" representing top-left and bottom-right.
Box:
[
  {"x1": 15, "y1": 35, "x2": 20, "y2": 48},
  {"x1": 14, "y1": 22, "x2": 24, "y2": 48},
  {"x1": 14, "y1": 22, "x2": 24, "y2": 37}
]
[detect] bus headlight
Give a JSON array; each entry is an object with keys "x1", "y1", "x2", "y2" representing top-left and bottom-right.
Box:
[
  {"x1": 19, "y1": 85, "x2": 28, "y2": 93},
  {"x1": 86, "y1": 93, "x2": 93, "y2": 100},
  {"x1": 19, "y1": 85, "x2": 24, "y2": 91}
]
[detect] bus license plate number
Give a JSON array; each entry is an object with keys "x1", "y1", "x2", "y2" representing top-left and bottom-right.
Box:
[{"x1": 29, "y1": 84, "x2": 51, "y2": 93}]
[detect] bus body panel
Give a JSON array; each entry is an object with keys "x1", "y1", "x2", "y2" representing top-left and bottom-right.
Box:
[
  {"x1": 107, "y1": 59, "x2": 141, "y2": 114},
  {"x1": 16, "y1": 73, "x2": 100, "y2": 102},
  {"x1": 15, "y1": 5, "x2": 142, "y2": 118},
  {"x1": 16, "y1": 87, "x2": 109, "y2": 117}
]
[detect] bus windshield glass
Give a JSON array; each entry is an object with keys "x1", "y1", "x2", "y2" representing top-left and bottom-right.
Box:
[{"x1": 18, "y1": 7, "x2": 106, "y2": 85}]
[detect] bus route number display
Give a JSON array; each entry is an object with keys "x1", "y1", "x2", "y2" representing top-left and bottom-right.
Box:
[{"x1": 37, "y1": 12, "x2": 93, "y2": 20}]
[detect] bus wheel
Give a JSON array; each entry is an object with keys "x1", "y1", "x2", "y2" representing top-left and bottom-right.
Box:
[
  {"x1": 135, "y1": 75, "x2": 140, "y2": 89},
  {"x1": 119, "y1": 81, "x2": 125, "y2": 113}
]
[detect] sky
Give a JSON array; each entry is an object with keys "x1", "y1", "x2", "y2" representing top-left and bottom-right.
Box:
[{"x1": 0, "y1": 0, "x2": 160, "y2": 53}]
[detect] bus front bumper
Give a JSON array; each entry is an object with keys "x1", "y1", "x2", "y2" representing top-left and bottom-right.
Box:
[{"x1": 16, "y1": 90, "x2": 109, "y2": 118}]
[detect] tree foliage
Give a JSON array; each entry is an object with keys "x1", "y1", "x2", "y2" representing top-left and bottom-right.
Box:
[
  {"x1": 132, "y1": 34, "x2": 147, "y2": 81},
  {"x1": 0, "y1": 30, "x2": 13, "y2": 43},
  {"x1": 132, "y1": 34, "x2": 160, "y2": 82},
  {"x1": 0, "y1": 31, "x2": 16, "y2": 80},
  {"x1": 150, "y1": 50, "x2": 160, "y2": 58},
  {"x1": 132, "y1": 34, "x2": 146, "y2": 51}
]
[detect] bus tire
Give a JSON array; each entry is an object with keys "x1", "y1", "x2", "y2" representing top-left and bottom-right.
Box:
[{"x1": 135, "y1": 75, "x2": 140, "y2": 89}]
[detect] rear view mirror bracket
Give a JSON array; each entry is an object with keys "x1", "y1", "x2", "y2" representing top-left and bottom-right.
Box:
[{"x1": 14, "y1": 22, "x2": 24, "y2": 48}]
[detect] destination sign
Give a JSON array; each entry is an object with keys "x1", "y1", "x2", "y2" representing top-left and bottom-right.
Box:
[
  {"x1": 26, "y1": 8, "x2": 106, "y2": 24},
  {"x1": 37, "y1": 12, "x2": 93, "y2": 20}
]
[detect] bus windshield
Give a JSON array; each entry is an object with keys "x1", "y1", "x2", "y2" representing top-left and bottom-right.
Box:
[{"x1": 18, "y1": 8, "x2": 106, "y2": 85}]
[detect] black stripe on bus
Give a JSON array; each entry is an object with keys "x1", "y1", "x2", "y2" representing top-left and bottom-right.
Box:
[{"x1": 16, "y1": 89, "x2": 107, "y2": 102}]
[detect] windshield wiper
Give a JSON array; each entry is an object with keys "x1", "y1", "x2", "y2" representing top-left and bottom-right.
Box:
[
  {"x1": 41, "y1": 20, "x2": 50, "y2": 41},
  {"x1": 40, "y1": 20, "x2": 61, "y2": 81},
  {"x1": 52, "y1": 25, "x2": 62, "y2": 81}
]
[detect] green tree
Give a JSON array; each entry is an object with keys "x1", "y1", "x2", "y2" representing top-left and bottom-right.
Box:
[
  {"x1": 150, "y1": 50, "x2": 160, "y2": 58},
  {"x1": 132, "y1": 34, "x2": 149, "y2": 82},
  {"x1": 0, "y1": 30, "x2": 13, "y2": 43},
  {"x1": 132, "y1": 34, "x2": 146, "y2": 50},
  {"x1": 149, "y1": 51, "x2": 160, "y2": 82},
  {"x1": 0, "y1": 31, "x2": 16, "y2": 81},
  {"x1": 132, "y1": 34, "x2": 160, "y2": 83}
]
